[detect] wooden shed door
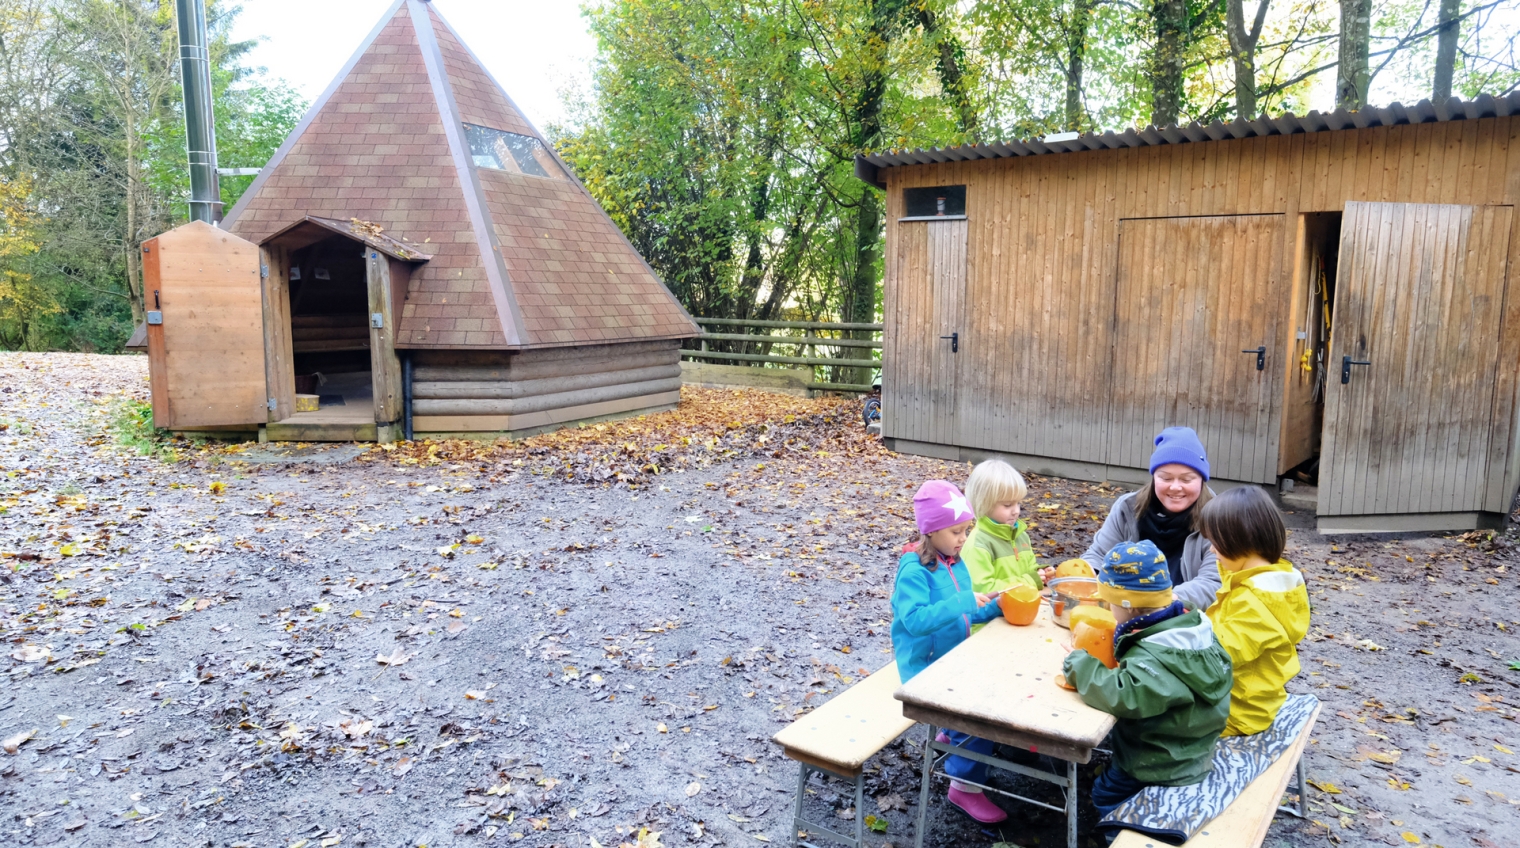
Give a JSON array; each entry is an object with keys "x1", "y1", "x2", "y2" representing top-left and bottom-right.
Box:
[
  {"x1": 143, "y1": 221, "x2": 269, "y2": 429},
  {"x1": 1318, "y1": 202, "x2": 1514, "y2": 517},
  {"x1": 1107, "y1": 215, "x2": 1286, "y2": 483},
  {"x1": 883, "y1": 219, "x2": 966, "y2": 446}
]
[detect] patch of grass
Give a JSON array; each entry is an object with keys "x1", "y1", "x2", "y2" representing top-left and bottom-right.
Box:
[{"x1": 108, "y1": 399, "x2": 180, "y2": 461}]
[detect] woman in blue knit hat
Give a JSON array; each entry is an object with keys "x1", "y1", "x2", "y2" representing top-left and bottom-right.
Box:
[{"x1": 1079, "y1": 427, "x2": 1221, "y2": 609}]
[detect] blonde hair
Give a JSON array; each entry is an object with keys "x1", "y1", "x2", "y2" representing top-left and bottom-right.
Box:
[{"x1": 965, "y1": 459, "x2": 1028, "y2": 518}]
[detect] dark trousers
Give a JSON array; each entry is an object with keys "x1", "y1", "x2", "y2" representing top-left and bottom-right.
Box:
[
  {"x1": 1091, "y1": 763, "x2": 1150, "y2": 819},
  {"x1": 942, "y1": 729, "x2": 996, "y2": 786}
]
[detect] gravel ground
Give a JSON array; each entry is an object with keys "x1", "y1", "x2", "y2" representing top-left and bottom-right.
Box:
[{"x1": 1, "y1": 352, "x2": 1518, "y2": 848}]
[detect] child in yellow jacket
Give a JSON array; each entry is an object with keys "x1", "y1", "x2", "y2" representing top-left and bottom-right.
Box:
[{"x1": 1198, "y1": 486, "x2": 1311, "y2": 736}]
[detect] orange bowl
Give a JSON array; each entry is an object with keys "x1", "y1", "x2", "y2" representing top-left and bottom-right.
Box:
[{"x1": 998, "y1": 584, "x2": 1042, "y2": 626}]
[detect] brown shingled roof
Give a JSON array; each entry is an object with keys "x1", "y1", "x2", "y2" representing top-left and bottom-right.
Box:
[{"x1": 222, "y1": 0, "x2": 696, "y2": 351}]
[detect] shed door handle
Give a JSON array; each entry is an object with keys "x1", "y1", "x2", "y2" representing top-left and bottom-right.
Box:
[
  {"x1": 939, "y1": 332, "x2": 958, "y2": 353},
  {"x1": 1242, "y1": 346, "x2": 1265, "y2": 371},
  {"x1": 1341, "y1": 355, "x2": 1372, "y2": 384}
]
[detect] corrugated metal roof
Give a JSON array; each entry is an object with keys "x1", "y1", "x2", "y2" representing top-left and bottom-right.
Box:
[{"x1": 854, "y1": 92, "x2": 1520, "y2": 187}]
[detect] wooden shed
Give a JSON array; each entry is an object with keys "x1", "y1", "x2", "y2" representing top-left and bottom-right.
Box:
[
  {"x1": 856, "y1": 94, "x2": 1520, "y2": 532},
  {"x1": 143, "y1": 0, "x2": 696, "y2": 443}
]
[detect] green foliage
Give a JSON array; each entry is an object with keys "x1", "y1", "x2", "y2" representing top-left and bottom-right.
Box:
[
  {"x1": 0, "y1": 0, "x2": 305, "y2": 353},
  {"x1": 108, "y1": 398, "x2": 179, "y2": 461}
]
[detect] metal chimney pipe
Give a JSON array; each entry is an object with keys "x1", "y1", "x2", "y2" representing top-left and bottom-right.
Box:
[{"x1": 175, "y1": 0, "x2": 221, "y2": 223}]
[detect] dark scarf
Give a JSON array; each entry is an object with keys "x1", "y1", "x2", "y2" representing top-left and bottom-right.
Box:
[{"x1": 1136, "y1": 501, "x2": 1194, "y2": 586}]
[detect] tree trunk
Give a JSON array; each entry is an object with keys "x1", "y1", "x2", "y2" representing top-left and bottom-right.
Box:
[
  {"x1": 919, "y1": 7, "x2": 980, "y2": 141},
  {"x1": 123, "y1": 101, "x2": 145, "y2": 326},
  {"x1": 1149, "y1": 0, "x2": 1190, "y2": 126},
  {"x1": 1432, "y1": 0, "x2": 1461, "y2": 101},
  {"x1": 842, "y1": 190, "x2": 882, "y2": 387},
  {"x1": 1336, "y1": 0, "x2": 1372, "y2": 110},
  {"x1": 1225, "y1": 0, "x2": 1270, "y2": 118},
  {"x1": 1064, "y1": 0, "x2": 1097, "y2": 130}
]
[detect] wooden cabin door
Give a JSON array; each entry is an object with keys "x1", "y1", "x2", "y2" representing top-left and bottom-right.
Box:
[
  {"x1": 1318, "y1": 202, "x2": 1514, "y2": 518},
  {"x1": 1107, "y1": 215, "x2": 1286, "y2": 483},
  {"x1": 882, "y1": 219, "x2": 966, "y2": 446},
  {"x1": 143, "y1": 221, "x2": 270, "y2": 429}
]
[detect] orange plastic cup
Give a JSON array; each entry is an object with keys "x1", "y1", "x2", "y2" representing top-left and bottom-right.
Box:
[
  {"x1": 1072, "y1": 619, "x2": 1118, "y2": 669},
  {"x1": 998, "y1": 584, "x2": 1042, "y2": 626}
]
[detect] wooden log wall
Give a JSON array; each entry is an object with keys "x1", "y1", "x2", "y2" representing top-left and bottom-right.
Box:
[
  {"x1": 409, "y1": 340, "x2": 683, "y2": 434},
  {"x1": 883, "y1": 115, "x2": 1520, "y2": 493}
]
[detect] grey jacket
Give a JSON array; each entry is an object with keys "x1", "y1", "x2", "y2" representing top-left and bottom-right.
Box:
[{"x1": 1080, "y1": 491, "x2": 1221, "y2": 610}]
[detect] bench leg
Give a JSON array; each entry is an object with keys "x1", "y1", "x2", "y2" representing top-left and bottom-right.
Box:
[
  {"x1": 854, "y1": 772, "x2": 866, "y2": 847},
  {"x1": 794, "y1": 763, "x2": 809, "y2": 846},
  {"x1": 914, "y1": 724, "x2": 935, "y2": 848},
  {"x1": 1065, "y1": 758, "x2": 1078, "y2": 848},
  {"x1": 1277, "y1": 752, "x2": 1307, "y2": 819}
]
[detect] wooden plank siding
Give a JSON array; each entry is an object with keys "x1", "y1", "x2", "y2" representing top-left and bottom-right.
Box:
[
  {"x1": 883, "y1": 116, "x2": 1520, "y2": 511},
  {"x1": 1319, "y1": 202, "x2": 1513, "y2": 516},
  {"x1": 143, "y1": 221, "x2": 268, "y2": 430}
]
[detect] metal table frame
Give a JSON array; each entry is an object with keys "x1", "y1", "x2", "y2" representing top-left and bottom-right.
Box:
[{"x1": 914, "y1": 725, "x2": 1080, "y2": 848}]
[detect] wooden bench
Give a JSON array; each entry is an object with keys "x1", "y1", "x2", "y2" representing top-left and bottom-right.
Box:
[
  {"x1": 772, "y1": 662, "x2": 916, "y2": 848},
  {"x1": 1111, "y1": 701, "x2": 1321, "y2": 848}
]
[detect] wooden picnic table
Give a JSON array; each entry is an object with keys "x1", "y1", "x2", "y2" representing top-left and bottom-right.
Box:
[{"x1": 895, "y1": 614, "x2": 1117, "y2": 848}]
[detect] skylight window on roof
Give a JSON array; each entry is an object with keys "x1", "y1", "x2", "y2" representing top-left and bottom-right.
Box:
[{"x1": 464, "y1": 124, "x2": 562, "y2": 179}]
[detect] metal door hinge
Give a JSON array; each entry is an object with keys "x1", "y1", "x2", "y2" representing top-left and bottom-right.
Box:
[
  {"x1": 370, "y1": 313, "x2": 384, "y2": 329},
  {"x1": 146, "y1": 311, "x2": 163, "y2": 325},
  {"x1": 267, "y1": 398, "x2": 277, "y2": 411},
  {"x1": 260, "y1": 263, "x2": 269, "y2": 278}
]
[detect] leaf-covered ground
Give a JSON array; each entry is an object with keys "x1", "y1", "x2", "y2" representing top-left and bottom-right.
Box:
[{"x1": 1, "y1": 352, "x2": 1518, "y2": 848}]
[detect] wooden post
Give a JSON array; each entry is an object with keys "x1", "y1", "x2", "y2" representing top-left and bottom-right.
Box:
[
  {"x1": 366, "y1": 251, "x2": 404, "y2": 438},
  {"x1": 259, "y1": 244, "x2": 295, "y2": 422}
]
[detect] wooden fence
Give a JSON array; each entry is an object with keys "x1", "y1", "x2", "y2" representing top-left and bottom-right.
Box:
[{"x1": 681, "y1": 317, "x2": 883, "y2": 393}]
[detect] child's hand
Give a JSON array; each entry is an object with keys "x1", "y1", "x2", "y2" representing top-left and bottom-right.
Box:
[
  {"x1": 1038, "y1": 566, "x2": 1057, "y2": 584},
  {"x1": 973, "y1": 592, "x2": 995, "y2": 608}
]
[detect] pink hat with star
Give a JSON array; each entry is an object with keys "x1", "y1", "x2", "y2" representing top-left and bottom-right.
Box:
[{"x1": 913, "y1": 480, "x2": 976, "y2": 535}]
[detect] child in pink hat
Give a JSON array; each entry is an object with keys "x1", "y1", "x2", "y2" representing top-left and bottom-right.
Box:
[{"x1": 891, "y1": 480, "x2": 1008, "y2": 823}]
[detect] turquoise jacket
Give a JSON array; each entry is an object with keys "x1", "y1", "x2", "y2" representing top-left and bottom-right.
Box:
[{"x1": 891, "y1": 550, "x2": 1003, "y2": 683}]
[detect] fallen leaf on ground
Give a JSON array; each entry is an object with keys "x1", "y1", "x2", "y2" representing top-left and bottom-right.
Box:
[
  {"x1": 2, "y1": 728, "x2": 37, "y2": 754},
  {"x1": 11, "y1": 644, "x2": 50, "y2": 663},
  {"x1": 685, "y1": 781, "x2": 700, "y2": 797},
  {"x1": 375, "y1": 648, "x2": 411, "y2": 666},
  {"x1": 1307, "y1": 779, "x2": 1342, "y2": 794}
]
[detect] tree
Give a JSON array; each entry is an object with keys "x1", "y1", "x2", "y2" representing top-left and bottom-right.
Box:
[
  {"x1": 1432, "y1": 0, "x2": 1462, "y2": 99},
  {"x1": 1225, "y1": 0, "x2": 1272, "y2": 116},
  {"x1": 1336, "y1": 0, "x2": 1372, "y2": 108}
]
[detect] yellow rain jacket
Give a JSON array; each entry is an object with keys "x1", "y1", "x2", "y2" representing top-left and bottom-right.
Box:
[{"x1": 1205, "y1": 560, "x2": 1311, "y2": 736}]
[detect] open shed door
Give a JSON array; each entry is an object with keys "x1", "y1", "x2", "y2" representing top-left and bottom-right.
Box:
[
  {"x1": 1318, "y1": 202, "x2": 1514, "y2": 523},
  {"x1": 144, "y1": 221, "x2": 269, "y2": 429}
]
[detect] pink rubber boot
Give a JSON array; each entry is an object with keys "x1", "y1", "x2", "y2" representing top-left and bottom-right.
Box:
[{"x1": 947, "y1": 784, "x2": 1008, "y2": 824}]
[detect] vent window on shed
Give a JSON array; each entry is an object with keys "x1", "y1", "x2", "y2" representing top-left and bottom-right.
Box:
[
  {"x1": 903, "y1": 185, "x2": 966, "y2": 219},
  {"x1": 464, "y1": 124, "x2": 563, "y2": 179}
]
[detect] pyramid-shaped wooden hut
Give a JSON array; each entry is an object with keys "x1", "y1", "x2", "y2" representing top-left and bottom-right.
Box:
[{"x1": 141, "y1": 0, "x2": 696, "y2": 442}]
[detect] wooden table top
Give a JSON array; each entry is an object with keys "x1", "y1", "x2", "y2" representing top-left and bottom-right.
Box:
[{"x1": 893, "y1": 614, "x2": 1117, "y2": 764}]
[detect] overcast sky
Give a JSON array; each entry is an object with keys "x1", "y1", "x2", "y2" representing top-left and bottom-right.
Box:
[{"x1": 228, "y1": 0, "x2": 597, "y2": 132}]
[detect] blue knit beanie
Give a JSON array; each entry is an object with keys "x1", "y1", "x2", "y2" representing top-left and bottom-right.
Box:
[
  {"x1": 1149, "y1": 426, "x2": 1210, "y2": 480},
  {"x1": 1099, "y1": 540, "x2": 1174, "y2": 609}
]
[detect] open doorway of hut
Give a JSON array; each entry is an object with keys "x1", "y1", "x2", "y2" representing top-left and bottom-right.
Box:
[
  {"x1": 1280, "y1": 212, "x2": 1341, "y2": 506},
  {"x1": 288, "y1": 234, "x2": 374, "y2": 425}
]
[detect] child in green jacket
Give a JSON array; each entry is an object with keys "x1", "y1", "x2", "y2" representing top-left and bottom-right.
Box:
[
  {"x1": 961, "y1": 460, "x2": 1045, "y2": 609},
  {"x1": 1063, "y1": 540, "x2": 1234, "y2": 821}
]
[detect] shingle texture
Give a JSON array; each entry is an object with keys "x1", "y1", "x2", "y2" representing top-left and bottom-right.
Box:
[{"x1": 223, "y1": 1, "x2": 695, "y2": 350}]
